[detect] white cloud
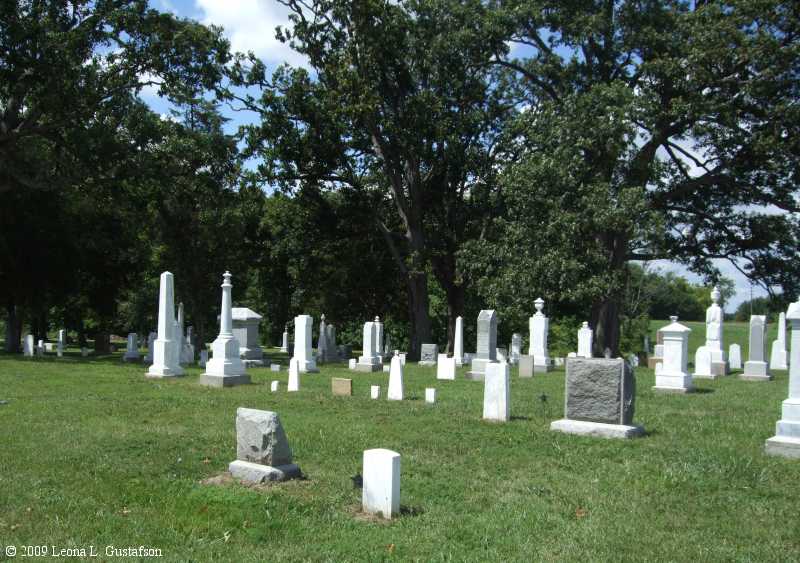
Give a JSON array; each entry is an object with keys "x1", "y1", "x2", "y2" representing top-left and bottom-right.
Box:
[{"x1": 194, "y1": 0, "x2": 308, "y2": 67}]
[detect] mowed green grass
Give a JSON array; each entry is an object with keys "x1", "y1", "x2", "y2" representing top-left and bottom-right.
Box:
[{"x1": 1, "y1": 329, "x2": 799, "y2": 562}]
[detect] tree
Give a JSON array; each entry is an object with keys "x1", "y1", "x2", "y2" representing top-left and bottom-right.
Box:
[
  {"x1": 228, "y1": 0, "x2": 512, "y2": 357},
  {"x1": 471, "y1": 0, "x2": 800, "y2": 354}
]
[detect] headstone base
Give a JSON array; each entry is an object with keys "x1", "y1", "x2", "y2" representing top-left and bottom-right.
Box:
[
  {"x1": 534, "y1": 363, "x2": 552, "y2": 374},
  {"x1": 418, "y1": 361, "x2": 437, "y2": 367},
  {"x1": 550, "y1": 419, "x2": 644, "y2": 439},
  {"x1": 712, "y1": 361, "x2": 728, "y2": 376},
  {"x1": 653, "y1": 373, "x2": 692, "y2": 393},
  {"x1": 198, "y1": 374, "x2": 251, "y2": 387},
  {"x1": 146, "y1": 367, "x2": 184, "y2": 378},
  {"x1": 652, "y1": 385, "x2": 692, "y2": 394},
  {"x1": 242, "y1": 359, "x2": 265, "y2": 367},
  {"x1": 693, "y1": 371, "x2": 720, "y2": 380},
  {"x1": 741, "y1": 361, "x2": 771, "y2": 381},
  {"x1": 228, "y1": 460, "x2": 301, "y2": 483},
  {"x1": 355, "y1": 363, "x2": 382, "y2": 372},
  {"x1": 765, "y1": 436, "x2": 800, "y2": 459}
]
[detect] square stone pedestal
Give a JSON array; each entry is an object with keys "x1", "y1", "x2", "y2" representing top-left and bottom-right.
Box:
[
  {"x1": 741, "y1": 361, "x2": 771, "y2": 381},
  {"x1": 550, "y1": 419, "x2": 644, "y2": 439},
  {"x1": 356, "y1": 362, "x2": 382, "y2": 372},
  {"x1": 198, "y1": 374, "x2": 251, "y2": 387}
]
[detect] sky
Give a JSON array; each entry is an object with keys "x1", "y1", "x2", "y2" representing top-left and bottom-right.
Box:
[{"x1": 145, "y1": 0, "x2": 770, "y2": 313}]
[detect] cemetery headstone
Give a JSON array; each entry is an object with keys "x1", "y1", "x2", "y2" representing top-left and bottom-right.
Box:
[
  {"x1": 436, "y1": 354, "x2": 456, "y2": 380},
  {"x1": 419, "y1": 343, "x2": 438, "y2": 366},
  {"x1": 510, "y1": 333, "x2": 522, "y2": 365},
  {"x1": 765, "y1": 299, "x2": 800, "y2": 458},
  {"x1": 232, "y1": 308, "x2": 264, "y2": 366},
  {"x1": 468, "y1": 310, "x2": 498, "y2": 380},
  {"x1": 270, "y1": 363, "x2": 281, "y2": 372},
  {"x1": 146, "y1": 272, "x2": 184, "y2": 378},
  {"x1": 348, "y1": 358, "x2": 357, "y2": 370},
  {"x1": 770, "y1": 311, "x2": 789, "y2": 370},
  {"x1": 454, "y1": 315, "x2": 464, "y2": 366},
  {"x1": 198, "y1": 271, "x2": 250, "y2": 387},
  {"x1": 483, "y1": 361, "x2": 510, "y2": 422},
  {"x1": 425, "y1": 388, "x2": 436, "y2": 404},
  {"x1": 271, "y1": 381, "x2": 280, "y2": 392},
  {"x1": 356, "y1": 320, "x2": 381, "y2": 372},
  {"x1": 280, "y1": 326, "x2": 289, "y2": 353},
  {"x1": 370, "y1": 385, "x2": 381, "y2": 399},
  {"x1": 529, "y1": 297, "x2": 552, "y2": 372},
  {"x1": 518, "y1": 355, "x2": 534, "y2": 378},
  {"x1": 199, "y1": 349, "x2": 208, "y2": 368},
  {"x1": 287, "y1": 358, "x2": 300, "y2": 392},
  {"x1": 742, "y1": 315, "x2": 771, "y2": 381},
  {"x1": 362, "y1": 449, "x2": 400, "y2": 519},
  {"x1": 228, "y1": 408, "x2": 300, "y2": 483},
  {"x1": 550, "y1": 358, "x2": 644, "y2": 439},
  {"x1": 387, "y1": 352, "x2": 404, "y2": 401},
  {"x1": 144, "y1": 331, "x2": 156, "y2": 363},
  {"x1": 292, "y1": 314, "x2": 318, "y2": 373},
  {"x1": 23, "y1": 334, "x2": 34, "y2": 357},
  {"x1": 577, "y1": 322, "x2": 593, "y2": 358},
  {"x1": 123, "y1": 333, "x2": 140, "y2": 362},
  {"x1": 331, "y1": 378, "x2": 353, "y2": 396},
  {"x1": 653, "y1": 316, "x2": 692, "y2": 393},
  {"x1": 729, "y1": 344, "x2": 742, "y2": 370}
]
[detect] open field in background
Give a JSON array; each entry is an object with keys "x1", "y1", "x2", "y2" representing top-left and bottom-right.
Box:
[{"x1": 1, "y1": 332, "x2": 798, "y2": 561}]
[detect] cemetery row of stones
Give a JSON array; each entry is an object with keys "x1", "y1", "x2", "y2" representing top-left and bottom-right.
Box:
[{"x1": 20, "y1": 272, "x2": 800, "y2": 518}]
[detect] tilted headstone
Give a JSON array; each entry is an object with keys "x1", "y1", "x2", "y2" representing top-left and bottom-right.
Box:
[
  {"x1": 483, "y1": 361, "x2": 510, "y2": 422},
  {"x1": 770, "y1": 311, "x2": 789, "y2": 370},
  {"x1": 729, "y1": 344, "x2": 742, "y2": 370},
  {"x1": 468, "y1": 310, "x2": 498, "y2": 380},
  {"x1": 356, "y1": 320, "x2": 381, "y2": 372},
  {"x1": 436, "y1": 354, "x2": 456, "y2": 380},
  {"x1": 387, "y1": 352, "x2": 404, "y2": 401},
  {"x1": 362, "y1": 449, "x2": 400, "y2": 519},
  {"x1": 419, "y1": 343, "x2": 438, "y2": 366},
  {"x1": 529, "y1": 298, "x2": 551, "y2": 372},
  {"x1": 766, "y1": 299, "x2": 800, "y2": 457},
  {"x1": 551, "y1": 358, "x2": 643, "y2": 439},
  {"x1": 577, "y1": 322, "x2": 593, "y2": 358},
  {"x1": 653, "y1": 316, "x2": 692, "y2": 393},
  {"x1": 454, "y1": 315, "x2": 464, "y2": 366},
  {"x1": 229, "y1": 408, "x2": 300, "y2": 483},
  {"x1": 742, "y1": 315, "x2": 771, "y2": 380},
  {"x1": 291, "y1": 314, "x2": 318, "y2": 373},
  {"x1": 146, "y1": 272, "x2": 183, "y2": 378},
  {"x1": 199, "y1": 271, "x2": 250, "y2": 387}
]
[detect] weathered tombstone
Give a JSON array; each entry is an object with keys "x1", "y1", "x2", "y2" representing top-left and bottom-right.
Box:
[
  {"x1": 742, "y1": 315, "x2": 771, "y2": 381},
  {"x1": 144, "y1": 331, "x2": 156, "y2": 363},
  {"x1": 182, "y1": 326, "x2": 196, "y2": 364},
  {"x1": 287, "y1": 358, "x2": 300, "y2": 392},
  {"x1": 362, "y1": 449, "x2": 400, "y2": 519},
  {"x1": 695, "y1": 286, "x2": 728, "y2": 378},
  {"x1": 36, "y1": 339, "x2": 45, "y2": 356},
  {"x1": 23, "y1": 334, "x2": 34, "y2": 357},
  {"x1": 387, "y1": 352, "x2": 404, "y2": 401},
  {"x1": 766, "y1": 299, "x2": 800, "y2": 458},
  {"x1": 331, "y1": 377, "x2": 352, "y2": 396},
  {"x1": 57, "y1": 329, "x2": 66, "y2": 357},
  {"x1": 770, "y1": 311, "x2": 789, "y2": 370},
  {"x1": 496, "y1": 347, "x2": 507, "y2": 362},
  {"x1": 356, "y1": 320, "x2": 381, "y2": 372},
  {"x1": 270, "y1": 381, "x2": 280, "y2": 392},
  {"x1": 425, "y1": 388, "x2": 436, "y2": 404},
  {"x1": 550, "y1": 358, "x2": 644, "y2": 439},
  {"x1": 81, "y1": 347, "x2": 89, "y2": 357},
  {"x1": 419, "y1": 343, "x2": 438, "y2": 366},
  {"x1": 454, "y1": 315, "x2": 464, "y2": 366},
  {"x1": 338, "y1": 344, "x2": 352, "y2": 361},
  {"x1": 577, "y1": 322, "x2": 593, "y2": 358},
  {"x1": 231, "y1": 308, "x2": 264, "y2": 366},
  {"x1": 123, "y1": 333, "x2": 140, "y2": 362},
  {"x1": 653, "y1": 316, "x2": 692, "y2": 393},
  {"x1": 729, "y1": 344, "x2": 742, "y2": 370},
  {"x1": 468, "y1": 310, "x2": 498, "y2": 380},
  {"x1": 326, "y1": 324, "x2": 338, "y2": 361},
  {"x1": 270, "y1": 363, "x2": 280, "y2": 372},
  {"x1": 483, "y1": 361, "x2": 510, "y2": 422},
  {"x1": 382, "y1": 364, "x2": 390, "y2": 373},
  {"x1": 370, "y1": 385, "x2": 381, "y2": 399},
  {"x1": 198, "y1": 272, "x2": 250, "y2": 387},
  {"x1": 146, "y1": 272, "x2": 183, "y2": 378},
  {"x1": 280, "y1": 325, "x2": 289, "y2": 353},
  {"x1": 436, "y1": 354, "x2": 456, "y2": 380},
  {"x1": 399, "y1": 352, "x2": 407, "y2": 365},
  {"x1": 174, "y1": 302, "x2": 185, "y2": 366},
  {"x1": 292, "y1": 314, "x2": 318, "y2": 373},
  {"x1": 199, "y1": 349, "x2": 208, "y2": 368},
  {"x1": 518, "y1": 355, "x2": 534, "y2": 378},
  {"x1": 508, "y1": 334, "x2": 521, "y2": 365},
  {"x1": 317, "y1": 314, "x2": 328, "y2": 364},
  {"x1": 374, "y1": 317, "x2": 384, "y2": 362},
  {"x1": 348, "y1": 358, "x2": 357, "y2": 370},
  {"x1": 529, "y1": 298, "x2": 551, "y2": 372},
  {"x1": 228, "y1": 408, "x2": 300, "y2": 483}
]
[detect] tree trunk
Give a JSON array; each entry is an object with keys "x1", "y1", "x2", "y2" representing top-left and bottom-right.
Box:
[
  {"x1": 5, "y1": 302, "x2": 21, "y2": 353},
  {"x1": 78, "y1": 317, "x2": 87, "y2": 348},
  {"x1": 405, "y1": 270, "x2": 431, "y2": 360},
  {"x1": 432, "y1": 252, "x2": 464, "y2": 355},
  {"x1": 591, "y1": 295, "x2": 621, "y2": 357}
]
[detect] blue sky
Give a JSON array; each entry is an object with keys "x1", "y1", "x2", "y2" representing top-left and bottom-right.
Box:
[{"x1": 144, "y1": 0, "x2": 771, "y2": 313}]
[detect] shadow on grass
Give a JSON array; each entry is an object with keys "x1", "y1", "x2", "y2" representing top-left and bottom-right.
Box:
[
  {"x1": 690, "y1": 388, "x2": 715, "y2": 394},
  {"x1": 510, "y1": 415, "x2": 532, "y2": 421}
]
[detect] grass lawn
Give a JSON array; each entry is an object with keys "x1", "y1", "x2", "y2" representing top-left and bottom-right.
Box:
[{"x1": 1, "y1": 331, "x2": 798, "y2": 561}]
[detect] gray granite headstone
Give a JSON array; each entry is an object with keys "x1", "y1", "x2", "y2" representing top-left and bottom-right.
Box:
[
  {"x1": 564, "y1": 358, "x2": 635, "y2": 425},
  {"x1": 420, "y1": 343, "x2": 438, "y2": 365},
  {"x1": 476, "y1": 310, "x2": 497, "y2": 361}
]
